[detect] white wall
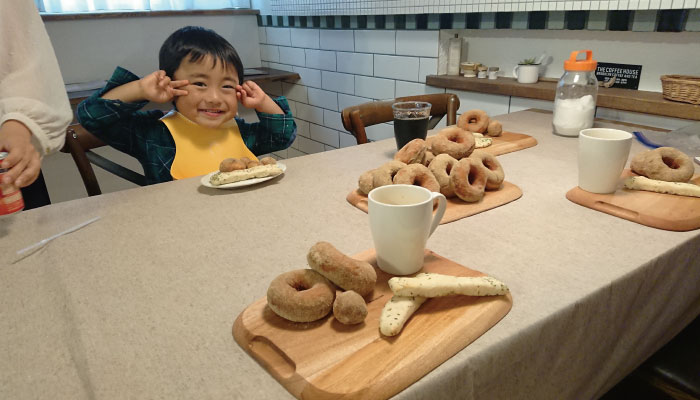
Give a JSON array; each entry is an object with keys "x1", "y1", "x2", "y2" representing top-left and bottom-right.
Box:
[{"x1": 44, "y1": 14, "x2": 262, "y2": 85}]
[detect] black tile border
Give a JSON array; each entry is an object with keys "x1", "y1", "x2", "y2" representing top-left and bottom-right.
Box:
[{"x1": 257, "y1": 10, "x2": 693, "y2": 32}]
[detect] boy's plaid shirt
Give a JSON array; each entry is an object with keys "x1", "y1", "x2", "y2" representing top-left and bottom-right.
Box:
[{"x1": 77, "y1": 67, "x2": 297, "y2": 184}]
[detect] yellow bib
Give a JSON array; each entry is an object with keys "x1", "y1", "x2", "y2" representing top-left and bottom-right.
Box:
[{"x1": 161, "y1": 111, "x2": 257, "y2": 180}]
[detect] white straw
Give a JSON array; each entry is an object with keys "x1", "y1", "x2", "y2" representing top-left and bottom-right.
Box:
[{"x1": 16, "y1": 216, "x2": 101, "y2": 256}]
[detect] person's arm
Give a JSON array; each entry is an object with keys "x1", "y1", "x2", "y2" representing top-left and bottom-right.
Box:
[
  {"x1": 76, "y1": 68, "x2": 186, "y2": 159},
  {"x1": 237, "y1": 94, "x2": 297, "y2": 156},
  {"x1": 0, "y1": 0, "x2": 72, "y2": 186}
]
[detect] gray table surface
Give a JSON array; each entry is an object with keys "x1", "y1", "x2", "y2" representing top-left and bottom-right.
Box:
[{"x1": 1, "y1": 110, "x2": 698, "y2": 400}]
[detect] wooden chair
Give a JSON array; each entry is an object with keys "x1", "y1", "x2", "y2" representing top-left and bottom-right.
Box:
[
  {"x1": 341, "y1": 93, "x2": 460, "y2": 145},
  {"x1": 61, "y1": 124, "x2": 147, "y2": 196}
]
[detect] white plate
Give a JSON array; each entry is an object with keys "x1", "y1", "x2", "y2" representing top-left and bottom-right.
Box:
[{"x1": 200, "y1": 163, "x2": 286, "y2": 189}]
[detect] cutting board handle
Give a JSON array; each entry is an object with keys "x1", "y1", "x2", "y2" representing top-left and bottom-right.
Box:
[{"x1": 248, "y1": 336, "x2": 296, "y2": 379}]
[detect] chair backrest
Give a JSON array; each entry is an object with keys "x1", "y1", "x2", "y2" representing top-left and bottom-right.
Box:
[
  {"x1": 341, "y1": 93, "x2": 461, "y2": 145},
  {"x1": 61, "y1": 124, "x2": 147, "y2": 196}
]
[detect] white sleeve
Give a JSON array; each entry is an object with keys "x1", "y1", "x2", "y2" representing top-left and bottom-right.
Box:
[{"x1": 0, "y1": 0, "x2": 72, "y2": 156}]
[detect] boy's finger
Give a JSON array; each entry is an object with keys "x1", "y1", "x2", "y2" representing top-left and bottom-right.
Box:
[
  {"x1": 171, "y1": 89, "x2": 188, "y2": 96},
  {"x1": 171, "y1": 80, "x2": 189, "y2": 88}
]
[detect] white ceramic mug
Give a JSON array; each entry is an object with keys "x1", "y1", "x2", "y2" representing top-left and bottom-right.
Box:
[
  {"x1": 368, "y1": 185, "x2": 447, "y2": 275},
  {"x1": 512, "y1": 64, "x2": 539, "y2": 84},
  {"x1": 578, "y1": 128, "x2": 633, "y2": 194}
]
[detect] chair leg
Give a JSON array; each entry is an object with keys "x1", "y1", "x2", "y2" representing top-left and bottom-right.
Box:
[{"x1": 66, "y1": 131, "x2": 102, "y2": 196}]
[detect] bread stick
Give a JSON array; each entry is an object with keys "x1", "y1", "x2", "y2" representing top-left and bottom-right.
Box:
[
  {"x1": 475, "y1": 137, "x2": 492, "y2": 148},
  {"x1": 209, "y1": 164, "x2": 282, "y2": 186},
  {"x1": 388, "y1": 273, "x2": 509, "y2": 298},
  {"x1": 379, "y1": 295, "x2": 427, "y2": 337},
  {"x1": 624, "y1": 176, "x2": 700, "y2": 198}
]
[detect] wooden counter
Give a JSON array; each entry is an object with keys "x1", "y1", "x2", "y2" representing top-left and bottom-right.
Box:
[{"x1": 427, "y1": 75, "x2": 700, "y2": 121}]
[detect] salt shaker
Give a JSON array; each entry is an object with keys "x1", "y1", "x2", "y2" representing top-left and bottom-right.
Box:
[{"x1": 552, "y1": 50, "x2": 598, "y2": 137}]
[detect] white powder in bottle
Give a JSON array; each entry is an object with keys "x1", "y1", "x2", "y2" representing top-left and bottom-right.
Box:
[{"x1": 552, "y1": 95, "x2": 596, "y2": 137}]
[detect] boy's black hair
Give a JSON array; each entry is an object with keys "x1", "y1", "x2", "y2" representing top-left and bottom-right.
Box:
[{"x1": 159, "y1": 26, "x2": 244, "y2": 83}]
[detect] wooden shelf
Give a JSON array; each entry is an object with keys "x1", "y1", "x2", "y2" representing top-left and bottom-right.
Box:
[{"x1": 426, "y1": 75, "x2": 700, "y2": 121}]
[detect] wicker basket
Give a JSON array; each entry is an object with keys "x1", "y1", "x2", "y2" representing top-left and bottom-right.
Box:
[{"x1": 660, "y1": 75, "x2": 700, "y2": 105}]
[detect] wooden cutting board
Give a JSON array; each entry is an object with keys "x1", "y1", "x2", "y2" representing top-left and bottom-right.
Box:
[
  {"x1": 566, "y1": 170, "x2": 700, "y2": 231},
  {"x1": 233, "y1": 249, "x2": 513, "y2": 400},
  {"x1": 472, "y1": 130, "x2": 537, "y2": 156},
  {"x1": 347, "y1": 181, "x2": 522, "y2": 224}
]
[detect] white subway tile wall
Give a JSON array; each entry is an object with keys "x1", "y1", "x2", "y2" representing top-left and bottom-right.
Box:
[{"x1": 259, "y1": 26, "x2": 687, "y2": 160}]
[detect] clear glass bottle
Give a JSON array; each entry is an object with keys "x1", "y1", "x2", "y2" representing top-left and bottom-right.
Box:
[{"x1": 552, "y1": 50, "x2": 598, "y2": 137}]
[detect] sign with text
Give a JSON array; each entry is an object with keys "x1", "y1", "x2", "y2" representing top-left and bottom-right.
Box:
[{"x1": 595, "y1": 62, "x2": 642, "y2": 90}]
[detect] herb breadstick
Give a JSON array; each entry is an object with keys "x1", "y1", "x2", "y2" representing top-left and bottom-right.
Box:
[
  {"x1": 210, "y1": 164, "x2": 283, "y2": 186},
  {"x1": 379, "y1": 295, "x2": 427, "y2": 337},
  {"x1": 624, "y1": 176, "x2": 700, "y2": 198},
  {"x1": 475, "y1": 137, "x2": 492, "y2": 148},
  {"x1": 388, "y1": 273, "x2": 509, "y2": 298}
]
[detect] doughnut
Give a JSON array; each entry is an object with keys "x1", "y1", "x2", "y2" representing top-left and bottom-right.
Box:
[
  {"x1": 393, "y1": 164, "x2": 441, "y2": 193},
  {"x1": 486, "y1": 120, "x2": 503, "y2": 137},
  {"x1": 358, "y1": 169, "x2": 377, "y2": 195},
  {"x1": 450, "y1": 158, "x2": 487, "y2": 202},
  {"x1": 428, "y1": 153, "x2": 459, "y2": 197},
  {"x1": 219, "y1": 158, "x2": 246, "y2": 172},
  {"x1": 394, "y1": 138, "x2": 427, "y2": 164},
  {"x1": 307, "y1": 242, "x2": 377, "y2": 297},
  {"x1": 425, "y1": 136, "x2": 437, "y2": 152},
  {"x1": 260, "y1": 156, "x2": 277, "y2": 165},
  {"x1": 333, "y1": 290, "x2": 368, "y2": 325},
  {"x1": 373, "y1": 160, "x2": 407, "y2": 188},
  {"x1": 266, "y1": 269, "x2": 336, "y2": 322},
  {"x1": 457, "y1": 109, "x2": 490, "y2": 133},
  {"x1": 430, "y1": 126, "x2": 475, "y2": 160},
  {"x1": 421, "y1": 150, "x2": 435, "y2": 167},
  {"x1": 469, "y1": 150, "x2": 505, "y2": 190},
  {"x1": 630, "y1": 147, "x2": 694, "y2": 183}
]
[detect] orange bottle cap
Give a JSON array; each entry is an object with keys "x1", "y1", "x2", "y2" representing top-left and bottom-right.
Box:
[{"x1": 564, "y1": 50, "x2": 597, "y2": 71}]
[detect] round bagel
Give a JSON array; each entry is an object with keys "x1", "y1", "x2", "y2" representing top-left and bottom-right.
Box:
[
  {"x1": 458, "y1": 109, "x2": 490, "y2": 133},
  {"x1": 266, "y1": 269, "x2": 336, "y2": 322},
  {"x1": 219, "y1": 158, "x2": 246, "y2": 172},
  {"x1": 393, "y1": 164, "x2": 441, "y2": 193},
  {"x1": 428, "y1": 153, "x2": 459, "y2": 197},
  {"x1": 373, "y1": 160, "x2": 407, "y2": 188},
  {"x1": 358, "y1": 169, "x2": 377, "y2": 195},
  {"x1": 394, "y1": 138, "x2": 427, "y2": 164},
  {"x1": 431, "y1": 126, "x2": 475, "y2": 160},
  {"x1": 450, "y1": 158, "x2": 487, "y2": 202},
  {"x1": 630, "y1": 147, "x2": 694, "y2": 183},
  {"x1": 469, "y1": 150, "x2": 505, "y2": 190}
]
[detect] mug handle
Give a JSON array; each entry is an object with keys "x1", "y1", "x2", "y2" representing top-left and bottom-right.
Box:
[
  {"x1": 428, "y1": 192, "x2": 447, "y2": 237},
  {"x1": 512, "y1": 65, "x2": 519, "y2": 79}
]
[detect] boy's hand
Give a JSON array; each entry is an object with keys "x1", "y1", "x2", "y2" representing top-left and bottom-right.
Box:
[
  {"x1": 138, "y1": 70, "x2": 189, "y2": 103},
  {"x1": 236, "y1": 81, "x2": 283, "y2": 115},
  {"x1": 0, "y1": 120, "x2": 41, "y2": 188}
]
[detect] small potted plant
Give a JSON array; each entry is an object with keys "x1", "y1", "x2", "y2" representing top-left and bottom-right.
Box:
[{"x1": 513, "y1": 57, "x2": 540, "y2": 83}]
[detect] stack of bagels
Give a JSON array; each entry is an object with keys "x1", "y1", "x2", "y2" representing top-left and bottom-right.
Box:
[
  {"x1": 358, "y1": 110, "x2": 506, "y2": 203},
  {"x1": 266, "y1": 242, "x2": 377, "y2": 325}
]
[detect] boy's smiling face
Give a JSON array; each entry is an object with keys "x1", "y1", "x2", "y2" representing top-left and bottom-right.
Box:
[{"x1": 172, "y1": 54, "x2": 239, "y2": 129}]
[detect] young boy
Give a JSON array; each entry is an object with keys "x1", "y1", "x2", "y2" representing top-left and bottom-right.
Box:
[{"x1": 77, "y1": 26, "x2": 296, "y2": 184}]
